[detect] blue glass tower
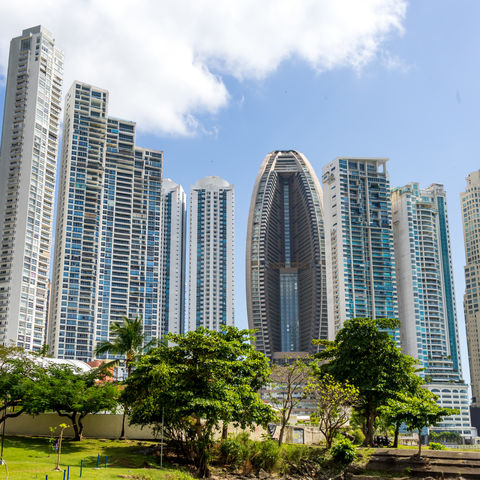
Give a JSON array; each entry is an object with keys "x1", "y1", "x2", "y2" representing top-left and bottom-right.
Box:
[
  {"x1": 322, "y1": 158, "x2": 398, "y2": 340},
  {"x1": 392, "y1": 182, "x2": 474, "y2": 437},
  {"x1": 48, "y1": 82, "x2": 163, "y2": 361}
]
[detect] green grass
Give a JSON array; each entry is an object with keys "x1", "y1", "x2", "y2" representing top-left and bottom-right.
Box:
[{"x1": 0, "y1": 436, "x2": 195, "y2": 480}]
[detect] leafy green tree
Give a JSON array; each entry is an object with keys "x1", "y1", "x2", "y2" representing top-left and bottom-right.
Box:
[
  {"x1": 122, "y1": 327, "x2": 275, "y2": 478},
  {"x1": 268, "y1": 358, "x2": 308, "y2": 446},
  {"x1": 383, "y1": 389, "x2": 458, "y2": 457},
  {"x1": 95, "y1": 315, "x2": 154, "y2": 439},
  {"x1": 0, "y1": 345, "x2": 48, "y2": 425},
  {"x1": 315, "y1": 318, "x2": 422, "y2": 446},
  {"x1": 38, "y1": 365, "x2": 119, "y2": 441},
  {"x1": 305, "y1": 373, "x2": 359, "y2": 448}
]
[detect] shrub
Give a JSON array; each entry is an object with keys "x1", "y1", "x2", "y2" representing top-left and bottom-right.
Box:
[
  {"x1": 219, "y1": 438, "x2": 245, "y2": 468},
  {"x1": 330, "y1": 438, "x2": 357, "y2": 464},
  {"x1": 429, "y1": 442, "x2": 446, "y2": 450},
  {"x1": 281, "y1": 444, "x2": 307, "y2": 467},
  {"x1": 351, "y1": 428, "x2": 365, "y2": 445},
  {"x1": 218, "y1": 434, "x2": 280, "y2": 472},
  {"x1": 250, "y1": 439, "x2": 280, "y2": 472}
]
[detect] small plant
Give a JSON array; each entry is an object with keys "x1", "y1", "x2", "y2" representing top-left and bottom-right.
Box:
[
  {"x1": 350, "y1": 428, "x2": 365, "y2": 445},
  {"x1": 47, "y1": 426, "x2": 58, "y2": 454},
  {"x1": 219, "y1": 437, "x2": 245, "y2": 468},
  {"x1": 54, "y1": 423, "x2": 69, "y2": 471},
  {"x1": 330, "y1": 438, "x2": 357, "y2": 464},
  {"x1": 250, "y1": 439, "x2": 280, "y2": 472},
  {"x1": 429, "y1": 442, "x2": 446, "y2": 450}
]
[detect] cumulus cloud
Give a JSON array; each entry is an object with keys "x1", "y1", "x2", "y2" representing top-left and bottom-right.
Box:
[{"x1": 0, "y1": 0, "x2": 406, "y2": 136}]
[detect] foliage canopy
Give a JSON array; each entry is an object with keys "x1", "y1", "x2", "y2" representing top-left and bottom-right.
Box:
[
  {"x1": 315, "y1": 318, "x2": 422, "y2": 446},
  {"x1": 123, "y1": 327, "x2": 275, "y2": 477}
]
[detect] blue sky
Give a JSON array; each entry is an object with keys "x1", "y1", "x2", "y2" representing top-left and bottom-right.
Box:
[{"x1": 0, "y1": 1, "x2": 479, "y2": 382}]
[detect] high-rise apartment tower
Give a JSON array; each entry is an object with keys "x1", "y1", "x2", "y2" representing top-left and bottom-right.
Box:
[
  {"x1": 322, "y1": 158, "x2": 398, "y2": 340},
  {"x1": 48, "y1": 82, "x2": 163, "y2": 361},
  {"x1": 0, "y1": 26, "x2": 63, "y2": 351},
  {"x1": 392, "y1": 182, "x2": 474, "y2": 437},
  {"x1": 461, "y1": 171, "x2": 480, "y2": 407},
  {"x1": 188, "y1": 176, "x2": 234, "y2": 331},
  {"x1": 246, "y1": 151, "x2": 328, "y2": 360},
  {"x1": 159, "y1": 178, "x2": 186, "y2": 336}
]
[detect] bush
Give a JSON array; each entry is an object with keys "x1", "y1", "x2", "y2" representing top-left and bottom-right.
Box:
[
  {"x1": 330, "y1": 439, "x2": 357, "y2": 464},
  {"x1": 250, "y1": 439, "x2": 280, "y2": 472},
  {"x1": 219, "y1": 438, "x2": 246, "y2": 468},
  {"x1": 350, "y1": 428, "x2": 365, "y2": 445},
  {"x1": 429, "y1": 442, "x2": 446, "y2": 450},
  {"x1": 281, "y1": 444, "x2": 308, "y2": 467},
  {"x1": 218, "y1": 434, "x2": 280, "y2": 473}
]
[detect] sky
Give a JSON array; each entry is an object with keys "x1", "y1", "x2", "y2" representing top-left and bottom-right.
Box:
[{"x1": 0, "y1": 0, "x2": 479, "y2": 384}]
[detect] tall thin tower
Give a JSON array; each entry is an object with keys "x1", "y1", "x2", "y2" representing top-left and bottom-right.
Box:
[
  {"x1": 0, "y1": 26, "x2": 63, "y2": 351},
  {"x1": 322, "y1": 158, "x2": 398, "y2": 340},
  {"x1": 159, "y1": 178, "x2": 186, "y2": 336},
  {"x1": 392, "y1": 182, "x2": 473, "y2": 437},
  {"x1": 246, "y1": 151, "x2": 328, "y2": 360},
  {"x1": 461, "y1": 171, "x2": 480, "y2": 407},
  {"x1": 188, "y1": 176, "x2": 235, "y2": 331}
]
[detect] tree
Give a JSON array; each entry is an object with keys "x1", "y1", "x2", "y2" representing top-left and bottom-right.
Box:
[
  {"x1": 315, "y1": 318, "x2": 422, "y2": 446},
  {"x1": 305, "y1": 373, "x2": 358, "y2": 448},
  {"x1": 0, "y1": 345, "x2": 49, "y2": 425},
  {"x1": 95, "y1": 315, "x2": 154, "y2": 439},
  {"x1": 38, "y1": 365, "x2": 118, "y2": 441},
  {"x1": 383, "y1": 389, "x2": 457, "y2": 457},
  {"x1": 268, "y1": 359, "x2": 308, "y2": 446},
  {"x1": 122, "y1": 327, "x2": 275, "y2": 478}
]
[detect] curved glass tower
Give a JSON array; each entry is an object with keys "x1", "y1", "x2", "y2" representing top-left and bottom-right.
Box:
[{"x1": 246, "y1": 151, "x2": 328, "y2": 360}]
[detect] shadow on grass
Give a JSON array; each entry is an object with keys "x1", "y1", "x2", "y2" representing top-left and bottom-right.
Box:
[
  {"x1": 81, "y1": 442, "x2": 164, "y2": 470},
  {"x1": 4, "y1": 435, "x2": 84, "y2": 455}
]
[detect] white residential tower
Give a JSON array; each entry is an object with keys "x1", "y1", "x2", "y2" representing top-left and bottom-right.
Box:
[
  {"x1": 188, "y1": 176, "x2": 235, "y2": 331},
  {"x1": 159, "y1": 178, "x2": 186, "y2": 336},
  {"x1": 0, "y1": 26, "x2": 63, "y2": 351}
]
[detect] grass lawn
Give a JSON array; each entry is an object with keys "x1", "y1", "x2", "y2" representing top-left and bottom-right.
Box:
[{"x1": 0, "y1": 436, "x2": 195, "y2": 480}]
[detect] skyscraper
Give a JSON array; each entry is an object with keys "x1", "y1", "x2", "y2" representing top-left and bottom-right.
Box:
[
  {"x1": 48, "y1": 82, "x2": 163, "y2": 361},
  {"x1": 322, "y1": 158, "x2": 398, "y2": 340},
  {"x1": 461, "y1": 171, "x2": 480, "y2": 407},
  {"x1": 188, "y1": 176, "x2": 234, "y2": 331},
  {"x1": 0, "y1": 26, "x2": 63, "y2": 351},
  {"x1": 159, "y1": 178, "x2": 186, "y2": 336},
  {"x1": 392, "y1": 182, "x2": 474, "y2": 436},
  {"x1": 246, "y1": 151, "x2": 328, "y2": 360}
]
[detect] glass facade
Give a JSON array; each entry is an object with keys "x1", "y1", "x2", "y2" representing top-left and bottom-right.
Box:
[
  {"x1": 246, "y1": 151, "x2": 328, "y2": 360},
  {"x1": 0, "y1": 27, "x2": 63, "y2": 351},
  {"x1": 49, "y1": 82, "x2": 163, "y2": 360},
  {"x1": 188, "y1": 177, "x2": 234, "y2": 331},
  {"x1": 322, "y1": 158, "x2": 398, "y2": 340}
]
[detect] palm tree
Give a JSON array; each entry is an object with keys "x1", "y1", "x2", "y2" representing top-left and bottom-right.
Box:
[{"x1": 95, "y1": 315, "x2": 154, "y2": 439}]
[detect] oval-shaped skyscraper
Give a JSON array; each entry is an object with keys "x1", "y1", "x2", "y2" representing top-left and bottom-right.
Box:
[{"x1": 246, "y1": 151, "x2": 328, "y2": 360}]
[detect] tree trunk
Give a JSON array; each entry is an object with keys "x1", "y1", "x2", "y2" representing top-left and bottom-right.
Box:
[
  {"x1": 54, "y1": 427, "x2": 65, "y2": 470},
  {"x1": 278, "y1": 423, "x2": 285, "y2": 446},
  {"x1": 417, "y1": 428, "x2": 422, "y2": 457},
  {"x1": 120, "y1": 410, "x2": 127, "y2": 440},
  {"x1": 221, "y1": 422, "x2": 228, "y2": 440},
  {"x1": 78, "y1": 414, "x2": 86, "y2": 441},
  {"x1": 198, "y1": 449, "x2": 209, "y2": 479},
  {"x1": 71, "y1": 413, "x2": 81, "y2": 441},
  {"x1": 393, "y1": 422, "x2": 400, "y2": 448},
  {"x1": 364, "y1": 411, "x2": 376, "y2": 446},
  {"x1": 326, "y1": 431, "x2": 334, "y2": 449}
]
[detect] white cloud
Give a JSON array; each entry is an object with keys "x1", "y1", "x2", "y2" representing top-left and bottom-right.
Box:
[{"x1": 0, "y1": 0, "x2": 406, "y2": 136}]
